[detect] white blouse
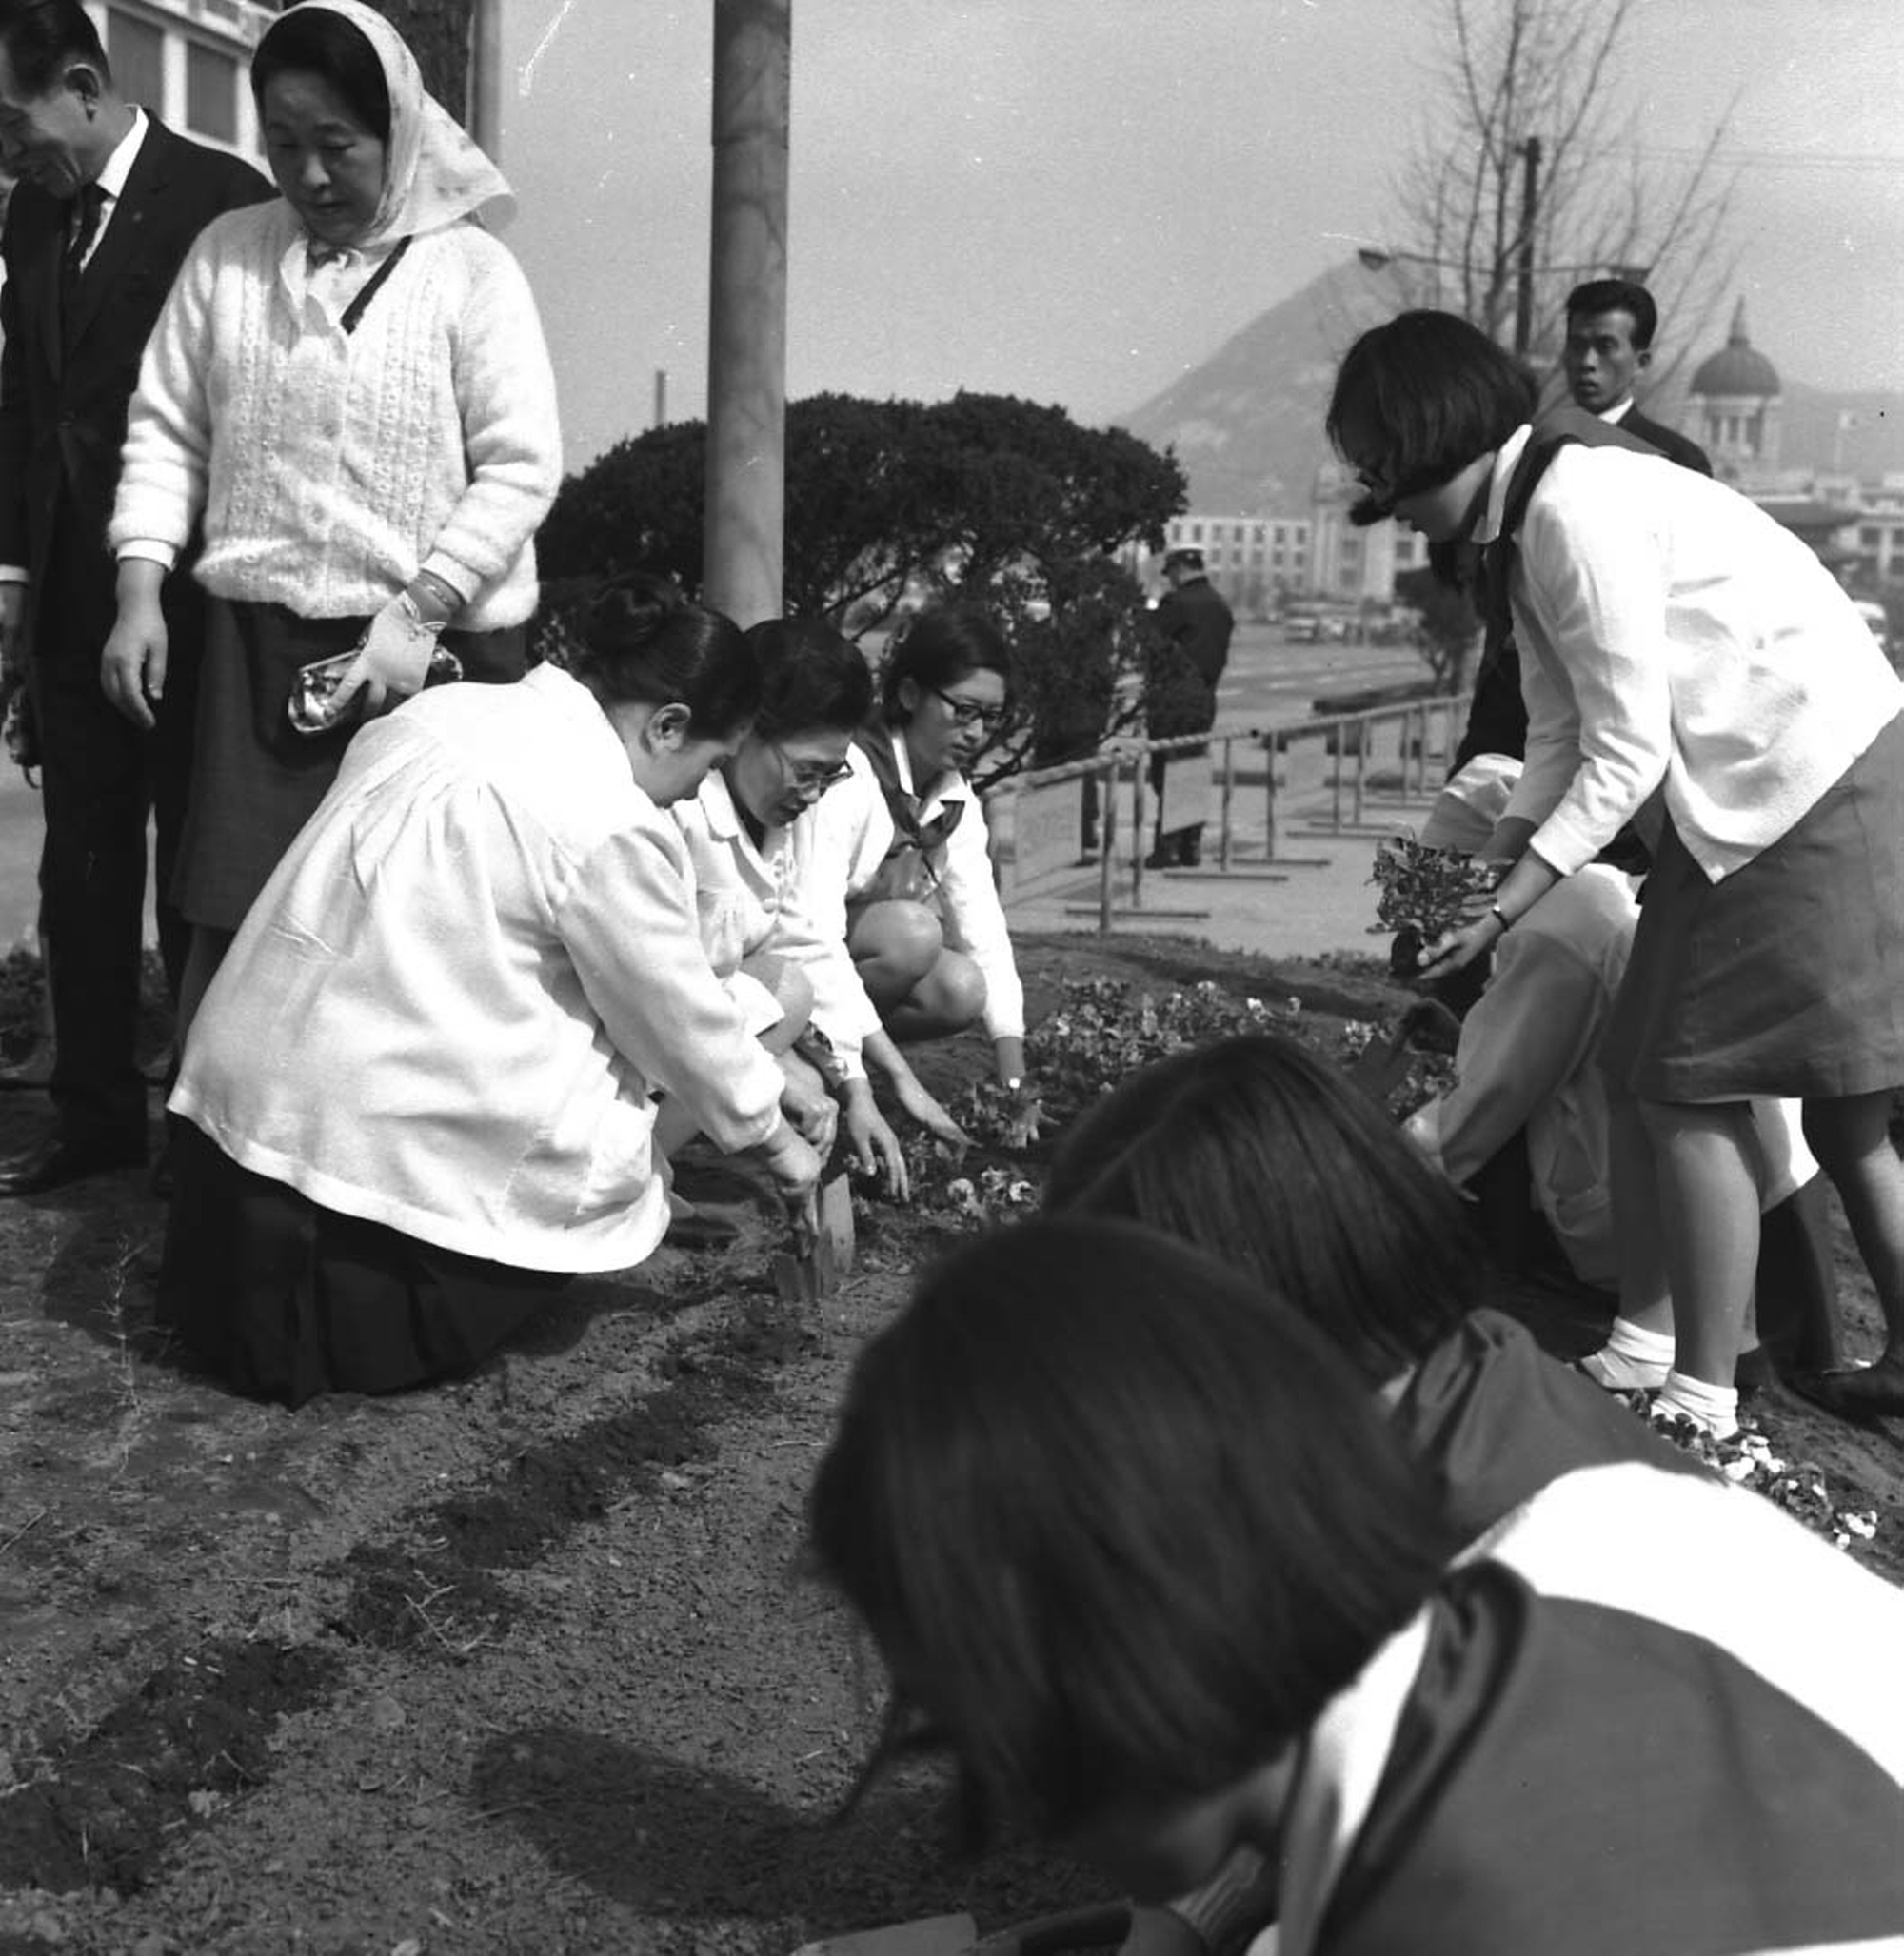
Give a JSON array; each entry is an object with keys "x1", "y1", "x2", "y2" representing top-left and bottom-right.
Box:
[
  {"x1": 171, "y1": 665, "x2": 785, "y2": 1273},
  {"x1": 814, "y1": 729, "x2": 1026, "y2": 1042},
  {"x1": 672, "y1": 754, "x2": 889, "y2": 1077},
  {"x1": 1488, "y1": 424, "x2": 1903, "y2": 881}
]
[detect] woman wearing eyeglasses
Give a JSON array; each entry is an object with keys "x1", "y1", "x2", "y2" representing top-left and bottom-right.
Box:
[
  {"x1": 825, "y1": 604, "x2": 1032, "y2": 1111},
  {"x1": 672, "y1": 617, "x2": 915, "y2": 1197}
]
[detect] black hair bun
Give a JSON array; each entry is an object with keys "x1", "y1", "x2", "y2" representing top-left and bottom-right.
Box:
[{"x1": 584, "y1": 571, "x2": 685, "y2": 642}]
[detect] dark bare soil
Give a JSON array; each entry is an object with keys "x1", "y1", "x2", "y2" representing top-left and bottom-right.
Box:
[{"x1": 1, "y1": 933, "x2": 1900, "y2": 1955}]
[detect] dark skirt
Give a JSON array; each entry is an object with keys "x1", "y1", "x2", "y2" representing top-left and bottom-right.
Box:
[
  {"x1": 157, "y1": 1118, "x2": 569, "y2": 1409},
  {"x1": 174, "y1": 598, "x2": 526, "y2": 932},
  {"x1": 1602, "y1": 708, "x2": 1904, "y2": 1101}
]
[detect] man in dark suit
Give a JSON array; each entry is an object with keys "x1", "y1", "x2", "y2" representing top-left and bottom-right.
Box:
[
  {"x1": 1144, "y1": 546, "x2": 1234, "y2": 868},
  {"x1": 0, "y1": 0, "x2": 268, "y2": 1195},
  {"x1": 1562, "y1": 276, "x2": 1713, "y2": 476}
]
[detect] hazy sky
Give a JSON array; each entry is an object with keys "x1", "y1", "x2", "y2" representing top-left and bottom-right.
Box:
[{"x1": 493, "y1": 1, "x2": 1904, "y2": 472}]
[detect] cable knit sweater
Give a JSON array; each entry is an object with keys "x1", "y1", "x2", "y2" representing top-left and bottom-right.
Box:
[{"x1": 109, "y1": 199, "x2": 560, "y2": 628}]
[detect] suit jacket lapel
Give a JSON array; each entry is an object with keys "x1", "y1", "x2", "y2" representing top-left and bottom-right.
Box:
[
  {"x1": 31, "y1": 200, "x2": 64, "y2": 383},
  {"x1": 67, "y1": 121, "x2": 169, "y2": 354}
]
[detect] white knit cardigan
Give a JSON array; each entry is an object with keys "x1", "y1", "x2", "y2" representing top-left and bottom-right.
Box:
[{"x1": 110, "y1": 199, "x2": 561, "y2": 629}]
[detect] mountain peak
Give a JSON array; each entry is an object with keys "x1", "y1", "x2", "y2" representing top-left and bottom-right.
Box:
[{"x1": 1120, "y1": 258, "x2": 1904, "y2": 511}]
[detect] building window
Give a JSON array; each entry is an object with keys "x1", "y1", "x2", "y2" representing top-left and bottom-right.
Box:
[
  {"x1": 107, "y1": 9, "x2": 166, "y2": 113},
  {"x1": 187, "y1": 42, "x2": 239, "y2": 144}
]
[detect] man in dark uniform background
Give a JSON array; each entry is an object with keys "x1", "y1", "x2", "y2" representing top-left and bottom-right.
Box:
[
  {"x1": 1144, "y1": 545, "x2": 1234, "y2": 868},
  {"x1": 0, "y1": 0, "x2": 269, "y2": 1195},
  {"x1": 1561, "y1": 276, "x2": 1713, "y2": 476}
]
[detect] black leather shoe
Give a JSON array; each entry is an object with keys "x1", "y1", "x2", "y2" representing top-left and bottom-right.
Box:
[{"x1": 0, "y1": 1134, "x2": 146, "y2": 1197}]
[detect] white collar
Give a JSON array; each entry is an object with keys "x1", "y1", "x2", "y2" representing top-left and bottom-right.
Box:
[
  {"x1": 1473, "y1": 422, "x2": 1536, "y2": 547},
  {"x1": 889, "y1": 725, "x2": 971, "y2": 805},
  {"x1": 1599, "y1": 397, "x2": 1635, "y2": 425},
  {"x1": 92, "y1": 105, "x2": 148, "y2": 205},
  {"x1": 1273, "y1": 1610, "x2": 1433, "y2": 1956},
  {"x1": 697, "y1": 765, "x2": 746, "y2": 841}
]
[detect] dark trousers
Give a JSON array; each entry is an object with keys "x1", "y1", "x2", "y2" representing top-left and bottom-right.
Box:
[{"x1": 31, "y1": 519, "x2": 196, "y2": 1150}]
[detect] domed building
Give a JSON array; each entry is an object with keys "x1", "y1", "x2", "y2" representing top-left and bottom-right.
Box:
[{"x1": 1689, "y1": 300, "x2": 1782, "y2": 481}]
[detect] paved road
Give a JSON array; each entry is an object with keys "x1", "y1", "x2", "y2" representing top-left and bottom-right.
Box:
[{"x1": 1217, "y1": 622, "x2": 1429, "y2": 732}]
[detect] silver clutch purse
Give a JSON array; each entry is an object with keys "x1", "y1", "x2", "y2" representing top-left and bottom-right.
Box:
[{"x1": 287, "y1": 642, "x2": 464, "y2": 737}]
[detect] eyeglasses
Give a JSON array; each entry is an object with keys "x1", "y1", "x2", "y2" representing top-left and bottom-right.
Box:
[
  {"x1": 929, "y1": 686, "x2": 1008, "y2": 733},
  {"x1": 770, "y1": 742, "x2": 854, "y2": 796}
]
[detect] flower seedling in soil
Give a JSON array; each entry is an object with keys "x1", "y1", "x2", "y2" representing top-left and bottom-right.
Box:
[
  {"x1": 1368, "y1": 833, "x2": 1499, "y2": 941},
  {"x1": 895, "y1": 976, "x2": 1455, "y2": 1223}
]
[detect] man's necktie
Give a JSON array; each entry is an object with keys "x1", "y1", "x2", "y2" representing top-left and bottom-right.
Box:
[{"x1": 61, "y1": 181, "x2": 107, "y2": 325}]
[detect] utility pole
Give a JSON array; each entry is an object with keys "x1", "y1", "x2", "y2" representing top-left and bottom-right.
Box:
[
  {"x1": 468, "y1": 0, "x2": 503, "y2": 156},
  {"x1": 704, "y1": 0, "x2": 790, "y2": 627},
  {"x1": 1513, "y1": 135, "x2": 1541, "y2": 359}
]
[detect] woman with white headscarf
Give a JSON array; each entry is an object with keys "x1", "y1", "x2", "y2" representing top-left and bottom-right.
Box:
[{"x1": 101, "y1": 0, "x2": 562, "y2": 1035}]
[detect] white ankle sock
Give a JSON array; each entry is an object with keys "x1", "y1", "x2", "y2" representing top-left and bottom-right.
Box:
[
  {"x1": 1654, "y1": 1370, "x2": 1740, "y2": 1440},
  {"x1": 1578, "y1": 1317, "x2": 1676, "y2": 1391}
]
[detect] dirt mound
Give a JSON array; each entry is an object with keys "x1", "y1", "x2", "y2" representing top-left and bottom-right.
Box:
[{"x1": 1, "y1": 932, "x2": 1899, "y2": 1952}]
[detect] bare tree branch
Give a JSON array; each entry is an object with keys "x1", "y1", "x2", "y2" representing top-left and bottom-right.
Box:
[{"x1": 1386, "y1": 0, "x2": 1733, "y2": 371}]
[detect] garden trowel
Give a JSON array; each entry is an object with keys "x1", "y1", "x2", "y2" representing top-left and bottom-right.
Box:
[{"x1": 770, "y1": 1172, "x2": 854, "y2": 1305}]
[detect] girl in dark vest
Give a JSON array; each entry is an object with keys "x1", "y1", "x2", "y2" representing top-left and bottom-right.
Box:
[
  {"x1": 1326, "y1": 311, "x2": 1904, "y2": 1435},
  {"x1": 807, "y1": 1219, "x2": 1904, "y2": 1956}
]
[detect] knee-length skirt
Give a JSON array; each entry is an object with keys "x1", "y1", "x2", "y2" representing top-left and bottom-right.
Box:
[
  {"x1": 157, "y1": 1118, "x2": 568, "y2": 1409},
  {"x1": 1601, "y1": 709, "x2": 1904, "y2": 1101},
  {"x1": 174, "y1": 599, "x2": 526, "y2": 932}
]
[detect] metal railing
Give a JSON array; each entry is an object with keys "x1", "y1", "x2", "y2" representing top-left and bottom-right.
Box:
[{"x1": 1002, "y1": 695, "x2": 1462, "y2": 934}]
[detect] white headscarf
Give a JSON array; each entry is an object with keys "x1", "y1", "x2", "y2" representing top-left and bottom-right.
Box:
[{"x1": 261, "y1": 0, "x2": 515, "y2": 244}]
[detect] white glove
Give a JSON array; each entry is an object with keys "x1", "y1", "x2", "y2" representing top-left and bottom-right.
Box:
[{"x1": 336, "y1": 591, "x2": 444, "y2": 715}]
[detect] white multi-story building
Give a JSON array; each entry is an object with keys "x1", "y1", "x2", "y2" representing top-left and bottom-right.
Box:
[
  {"x1": 85, "y1": 0, "x2": 279, "y2": 159},
  {"x1": 1138, "y1": 471, "x2": 1431, "y2": 617},
  {"x1": 1143, "y1": 512, "x2": 1315, "y2": 617}
]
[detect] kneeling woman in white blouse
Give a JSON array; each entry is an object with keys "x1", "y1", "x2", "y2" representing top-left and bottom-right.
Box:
[
  {"x1": 160, "y1": 579, "x2": 820, "y2": 1407},
  {"x1": 821, "y1": 605, "x2": 1032, "y2": 1108}
]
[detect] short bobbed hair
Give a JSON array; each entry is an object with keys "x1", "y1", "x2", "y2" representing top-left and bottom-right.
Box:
[
  {"x1": 252, "y1": 3, "x2": 391, "y2": 145},
  {"x1": 1326, "y1": 310, "x2": 1537, "y2": 514},
  {"x1": 564, "y1": 573, "x2": 757, "y2": 739},
  {"x1": 745, "y1": 616, "x2": 873, "y2": 742},
  {"x1": 806, "y1": 1218, "x2": 1451, "y2": 1840},
  {"x1": 1043, "y1": 1033, "x2": 1483, "y2": 1384},
  {"x1": 0, "y1": 0, "x2": 110, "y2": 95},
  {"x1": 1565, "y1": 277, "x2": 1657, "y2": 351},
  {"x1": 881, "y1": 604, "x2": 1012, "y2": 724}
]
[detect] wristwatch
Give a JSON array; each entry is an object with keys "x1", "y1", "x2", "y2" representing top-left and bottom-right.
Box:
[{"x1": 793, "y1": 1024, "x2": 852, "y2": 1093}]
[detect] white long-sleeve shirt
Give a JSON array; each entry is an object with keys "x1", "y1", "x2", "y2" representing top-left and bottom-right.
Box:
[
  {"x1": 171, "y1": 665, "x2": 784, "y2": 1273},
  {"x1": 672, "y1": 752, "x2": 888, "y2": 1077},
  {"x1": 109, "y1": 200, "x2": 560, "y2": 627},
  {"x1": 817, "y1": 730, "x2": 1026, "y2": 1043},
  {"x1": 1488, "y1": 424, "x2": 1903, "y2": 881}
]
